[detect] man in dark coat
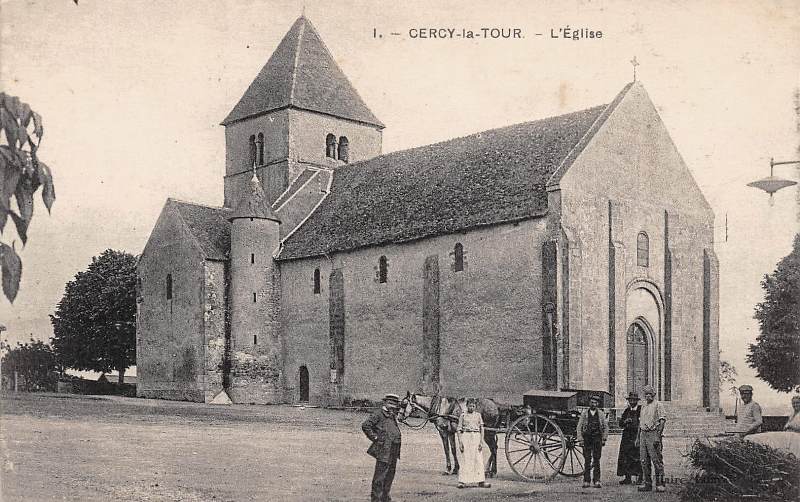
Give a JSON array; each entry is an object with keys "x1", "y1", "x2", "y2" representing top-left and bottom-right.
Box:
[
  {"x1": 362, "y1": 393, "x2": 402, "y2": 502},
  {"x1": 575, "y1": 395, "x2": 609, "y2": 488},
  {"x1": 617, "y1": 391, "x2": 642, "y2": 484}
]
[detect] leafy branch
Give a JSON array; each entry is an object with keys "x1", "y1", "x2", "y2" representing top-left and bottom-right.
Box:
[{"x1": 0, "y1": 92, "x2": 56, "y2": 302}]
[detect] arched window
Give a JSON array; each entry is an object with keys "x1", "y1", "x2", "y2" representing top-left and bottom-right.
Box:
[
  {"x1": 637, "y1": 232, "x2": 649, "y2": 267},
  {"x1": 454, "y1": 243, "x2": 464, "y2": 272},
  {"x1": 378, "y1": 256, "x2": 388, "y2": 284},
  {"x1": 325, "y1": 134, "x2": 337, "y2": 158},
  {"x1": 256, "y1": 132, "x2": 265, "y2": 165},
  {"x1": 248, "y1": 135, "x2": 257, "y2": 167},
  {"x1": 166, "y1": 273, "x2": 173, "y2": 300},
  {"x1": 338, "y1": 136, "x2": 349, "y2": 163},
  {"x1": 313, "y1": 268, "x2": 321, "y2": 294}
]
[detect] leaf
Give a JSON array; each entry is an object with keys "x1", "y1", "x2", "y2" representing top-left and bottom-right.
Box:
[
  {"x1": 17, "y1": 124, "x2": 28, "y2": 148},
  {"x1": 2, "y1": 161, "x2": 20, "y2": 211},
  {"x1": 0, "y1": 241, "x2": 22, "y2": 302},
  {"x1": 15, "y1": 178, "x2": 34, "y2": 222},
  {"x1": 9, "y1": 210, "x2": 28, "y2": 245},
  {"x1": 0, "y1": 208, "x2": 7, "y2": 232},
  {"x1": 36, "y1": 159, "x2": 56, "y2": 213},
  {"x1": 32, "y1": 112, "x2": 43, "y2": 138},
  {"x1": 1, "y1": 107, "x2": 19, "y2": 148},
  {"x1": 19, "y1": 103, "x2": 32, "y2": 128}
]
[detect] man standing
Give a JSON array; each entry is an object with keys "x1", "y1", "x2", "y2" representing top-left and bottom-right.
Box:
[
  {"x1": 736, "y1": 384, "x2": 763, "y2": 437},
  {"x1": 576, "y1": 395, "x2": 608, "y2": 488},
  {"x1": 637, "y1": 385, "x2": 667, "y2": 492},
  {"x1": 362, "y1": 394, "x2": 402, "y2": 502}
]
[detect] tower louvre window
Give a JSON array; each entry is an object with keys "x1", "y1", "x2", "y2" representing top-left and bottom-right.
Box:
[
  {"x1": 325, "y1": 134, "x2": 337, "y2": 158},
  {"x1": 166, "y1": 274, "x2": 173, "y2": 300},
  {"x1": 249, "y1": 134, "x2": 257, "y2": 167},
  {"x1": 313, "y1": 268, "x2": 321, "y2": 294},
  {"x1": 454, "y1": 243, "x2": 464, "y2": 272},
  {"x1": 378, "y1": 256, "x2": 388, "y2": 284},
  {"x1": 256, "y1": 133, "x2": 265, "y2": 165},
  {"x1": 338, "y1": 136, "x2": 349, "y2": 163},
  {"x1": 637, "y1": 232, "x2": 649, "y2": 267}
]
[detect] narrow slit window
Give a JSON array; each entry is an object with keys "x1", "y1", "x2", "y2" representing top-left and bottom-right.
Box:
[
  {"x1": 454, "y1": 243, "x2": 464, "y2": 272},
  {"x1": 637, "y1": 232, "x2": 649, "y2": 267},
  {"x1": 257, "y1": 132, "x2": 264, "y2": 165},
  {"x1": 379, "y1": 256, "x2": 388, "y2": 284},
  {"x1": 313, "y1": 268, "x2": 321, "y2": 294},
  {"x1": 253, "y1": 334, "x2": 258, "y2": 345},
  {"x1": 166, "y1": 274, "x2": 173, "y2": 300},
  {"x1": 251, "y1": 253, "x2": 255, "y2": 264},
  {"x1": 248, "y1": 134, "x2": 256, "y2": 167},
  {"x1": 338, "y1": 136, "x2": 349, "y2": 163},
  {"x1": 253, "y1": 292, "x2": 257, "y2": 303}
]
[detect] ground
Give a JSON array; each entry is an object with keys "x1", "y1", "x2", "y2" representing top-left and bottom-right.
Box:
[{"x1": 1, "y1": 393, "x2": 695, "y2": 501}]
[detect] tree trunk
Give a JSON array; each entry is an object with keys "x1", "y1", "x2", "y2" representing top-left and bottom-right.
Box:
[{"x1": 117, "y1": 367, "x2": 125, "y2": 384}]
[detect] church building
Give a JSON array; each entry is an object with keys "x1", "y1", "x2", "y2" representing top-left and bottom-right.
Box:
[{"x1": 137, "y1": 16, "x2": 720, "y2": 411}]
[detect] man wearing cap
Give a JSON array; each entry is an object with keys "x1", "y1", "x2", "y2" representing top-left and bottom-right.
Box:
[
  {"x1": 637, "y1": 385, "x2": 667, "y2": 492},
  {"x1": 362, "y1": 393, "x2": 403, "y2": 502},
  {"x1": 736, "y1": 385, "x2": 763, "y2": 437},
  {"x1": 576, "y1": 394, "x2": 609, "y2": 488}
]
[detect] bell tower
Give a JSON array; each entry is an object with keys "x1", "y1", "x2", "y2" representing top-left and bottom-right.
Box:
[{"x1": 221, "y1": 16, "x2": 384, "y2": 208}]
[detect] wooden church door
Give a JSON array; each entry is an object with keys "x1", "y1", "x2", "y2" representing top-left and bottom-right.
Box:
[
  {"x1": 299, "y1": 365, "x2": 309, "y2": 402},
  {"x1": 626, "y1": 323, "x2": 649, "y2": 395}
]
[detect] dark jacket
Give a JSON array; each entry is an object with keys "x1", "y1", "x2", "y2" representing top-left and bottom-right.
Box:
[
  {"x1": 362, "y1": 408, "x2": 402, "y2": 462},
  {"x1": 576, "y1": 408, "x2": 609, "y2": 442}
]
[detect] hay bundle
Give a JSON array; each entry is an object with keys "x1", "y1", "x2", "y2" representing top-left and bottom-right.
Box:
[{"x1": 682, "y1": 436, "x2": 799, "y2": 501}]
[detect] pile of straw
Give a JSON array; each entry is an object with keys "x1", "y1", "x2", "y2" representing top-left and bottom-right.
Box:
[{"x1": 682, "y1": 436, "x2": 798, "y2": 501}]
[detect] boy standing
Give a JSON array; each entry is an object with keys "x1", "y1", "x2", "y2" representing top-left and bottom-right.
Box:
[{"x1": 576, "y1": 395, "x2": 608, "y2": 488}]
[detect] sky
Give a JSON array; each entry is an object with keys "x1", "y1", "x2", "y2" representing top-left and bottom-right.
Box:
[{"x1": 1, "y1": 0, "x2": 798, "y2": 413}]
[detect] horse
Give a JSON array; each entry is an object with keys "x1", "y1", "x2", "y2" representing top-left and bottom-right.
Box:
[{"x1": 403, "y1": 392, "x2": 502, "y2": 478}]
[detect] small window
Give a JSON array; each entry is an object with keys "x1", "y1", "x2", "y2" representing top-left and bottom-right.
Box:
[
  {"x1": 166, "y1": 274, "x2": 173, "y2": 300},
  {"x1": 637, "y1": 232, "x2": 649, "y2": 267},
  {"x1": 256, "y1": 133, "x2": 265, "y2": 165},
  {"x1": 325, "y1": 134, "x2": 337, "y2": 158},
  {"x1": 253, "y1": 292, "x2": 257, "y2": 303},
  {"x1": 313, "y1": 268, "x2": 321, "y2": 294},
  {"x1": 379, "y1": 256, "x2": 388, "y2": 284},
  {"x1": 249, "y1": 134, "x2": 257, "y2": 167},
  {"x1": 253, "y1": 334, "x2": 258, "y2": 345},
  {"x1": 251, "y1": 253, "x2": 255, "y2": 264},
  {"x1": 338, "y1": 136, "x2": 349, "y2": 163},
  {"x1": 454, "y1": 243, "x2": 464, "y2": 272}
]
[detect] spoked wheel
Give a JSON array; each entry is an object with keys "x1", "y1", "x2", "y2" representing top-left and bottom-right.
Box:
[
  {"x1": 559, "y1": 435, "x2": 584, "y2": 477},
  {"x1": 398, "y1": 403, "x2": 429, "y2": 430},
  {"x1": 505, "y1": 413, "x2": 566, "y2": 482}
]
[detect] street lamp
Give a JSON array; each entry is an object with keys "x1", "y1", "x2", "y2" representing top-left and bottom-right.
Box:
[{"x1": 747, "y1": 158, "x2": 799, "y2": 205}]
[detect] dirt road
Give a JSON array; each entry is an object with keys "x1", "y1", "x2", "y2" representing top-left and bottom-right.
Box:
[{"x1": 1, "y1": 393, "x2": 693, "y2": 501}]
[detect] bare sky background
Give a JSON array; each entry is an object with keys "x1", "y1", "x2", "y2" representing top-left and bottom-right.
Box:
[{"x1": 1, "y1": 0, "x2": 798, "y2": 413}]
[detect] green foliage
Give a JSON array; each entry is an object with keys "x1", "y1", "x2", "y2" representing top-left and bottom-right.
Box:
[
  {"x1": 748, "y1": 233, "x2": 800, "y2": 393},
  {"x1": 1, "y1": 338, "x2": 61, "y2": 392},
  {"x1": 50, "y1": 250, "x2": 137, "y2": 381},
  {"x1": 0, "y1": 92, "x2": 55, "y2": 303}
]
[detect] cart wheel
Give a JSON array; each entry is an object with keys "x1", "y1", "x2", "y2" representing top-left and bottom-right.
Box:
[
  {"x1": 505, "y1": 413, "x2": 566, "y2": 482},
  {"x1": 398, "y1": 403, "x2": 429, "y2": 430},
  {"x1": 559, "y1": 435, "x2": 584, "y2": 477}
]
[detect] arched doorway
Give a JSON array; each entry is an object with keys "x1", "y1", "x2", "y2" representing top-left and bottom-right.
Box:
[
  {"x1": 626, "y1": 320, "x2": 653, "y2": 396},
  {"x1": 299, "y1": 365, "x2": 309, "y2": 403}
]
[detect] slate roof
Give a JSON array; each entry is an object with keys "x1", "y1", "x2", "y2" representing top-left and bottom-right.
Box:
[
  {"x1": 277, "y1": 103, "x2": 611, "y2": 261},
  {"x1": 221, "y1": 16, "x2": 383, "y2": 128},
  {"x1": 229, "y1": 175, "x2": 280, "y2": 222},
  {"x1": 169, "y1": 200, "x2": 232, "y2": 261}
]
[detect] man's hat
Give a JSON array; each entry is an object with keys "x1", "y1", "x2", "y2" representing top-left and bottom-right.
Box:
[
  {"x1": 627, "y1": 392, "x2": 640, "y2": 400},
  {"x1": 383, "y1": 393, "x2": 401, "y2": 407},
  {"x1": 589, "y1": 394, "x2": 601, "y2": 403},
  {"x1": 739, "y1": 385, "x2": 753, "y2": 392},
  {"x1": 642, "y1": 385, "x2": 656, "y2": 395}
]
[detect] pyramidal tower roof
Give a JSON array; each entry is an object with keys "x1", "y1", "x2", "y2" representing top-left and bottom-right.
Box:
[
  {"x1": 222, "y1": 16, "x2": 384, "y2": 128},
  {"x1": 228, "y1": 173, "x2": 280, "y2": 222}
]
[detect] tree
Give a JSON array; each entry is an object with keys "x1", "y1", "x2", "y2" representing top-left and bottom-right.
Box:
[
  {"x1": 1, "y1": 338, "x2": 61, "y2": 392},
  {"x1": 0, "y1": 93, "x2": 56, "y2": 303},
  {"x1": 50, "y1": 249, "x2": 137, "y2": 383},
  {"x1": 747, "y1": 233, "x2": 800, "y2": 393}
]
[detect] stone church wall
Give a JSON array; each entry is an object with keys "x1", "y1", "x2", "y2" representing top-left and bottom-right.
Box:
[
  {"x1": 203, "y1": 260, "x2": 227, "y2": 402},
  {"x1": 279, "y1": 218, "x2": 549, "y2": 405},
  {"x1": 558, "y1": 83, "x2": 718, "y2": 407},
  {"x1": 137, "y1": 207, "x2": 208, "y2": 402}
]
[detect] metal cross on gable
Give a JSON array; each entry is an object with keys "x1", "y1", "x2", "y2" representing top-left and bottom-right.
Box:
[{"x1": 630, "y1": 56, "x2": 640, "y2": 82}]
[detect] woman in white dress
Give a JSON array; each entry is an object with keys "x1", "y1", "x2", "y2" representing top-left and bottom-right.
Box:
[{"x1": 456, "y1": 398, "x2": 490, "y2": 488}]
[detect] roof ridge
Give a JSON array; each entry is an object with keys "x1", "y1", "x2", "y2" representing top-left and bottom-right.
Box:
[
  {"x1": 167, "y1": 198, "x2": 229, "y2": 211},
  {"x1": 335, "y1": 104, "x2": 608, "y2": 173},
  {"x1": 288, "y1": 17, "x2": 306, "y2": 105}
]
